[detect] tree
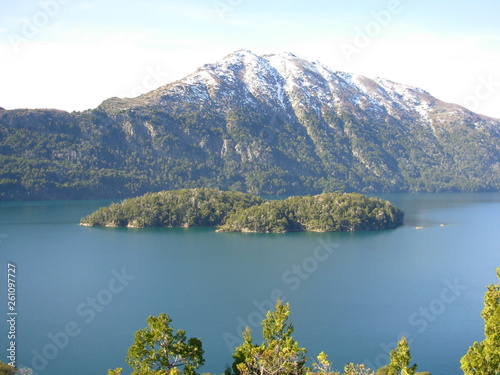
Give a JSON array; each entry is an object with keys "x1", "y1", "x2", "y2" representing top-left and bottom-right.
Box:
[
  {"x1": 126, "y1": 313, "x2": 205, "y2": 375},
  {"x1": 376, "y1": 367, "x2": 430, "y2": 375},
  {"x1": 461, "y1": 266, "x2": 500, "y2": 375},
  {"x1": 386, "y1": 337, "x2": 417, "y2": 375},
  {"x1": 232, "y1": 300, "x2": 307, "y2": 375},
  {"x1": 0, "y1": 362, "x2": 16, "y2": 375},
  {"x1": 307, "y1": 352, "x2": 375, "y2": 375},
  {"x1": 308, "y1": 352, "x2": 338, "y2": 375},
  {"x1": 343, "y1": 363, "x2": 375, "y2": 375}
]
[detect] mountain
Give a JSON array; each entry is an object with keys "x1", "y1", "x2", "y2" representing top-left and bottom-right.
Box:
[{"x1": 1, "y1": 50, "x2": 500, "y2": 200}]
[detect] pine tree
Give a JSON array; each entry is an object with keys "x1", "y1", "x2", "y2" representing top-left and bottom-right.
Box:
[
  {"x1": 386, "y1": 337, "x2": 417, "y2": 375},
  {"x1": 461, "y1": 266, "x2": 500, "y2": 375},
  {"x1": 126, "y1": 313, "x2": 204, "y2": 375},
  {"x1": 232, "y1": 300, "x2": 307, "y2": 375},
  {"x1": 308, "y1": 352, "x2": 338, "y2": 375}
]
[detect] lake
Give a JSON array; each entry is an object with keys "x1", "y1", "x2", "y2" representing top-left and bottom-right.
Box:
[{"x1": 1, "y1": 193, "x2": 499, "y2": 375}]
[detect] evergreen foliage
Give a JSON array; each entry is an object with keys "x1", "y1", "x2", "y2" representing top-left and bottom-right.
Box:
[
  {"x1": 307, "y1": 352, "x2": 375, "y2": 375},
  {"x1": 373, "y1": 337, "x2": 433, "y2": 375},
  {"x1": 460, "y1": 266, "x2": 500, "y2": 375},
  {"x1": 232, "y1": 300, "x2": 307, "y2": 375},
  {"x1": 1, "y1": 95, "x2": 499, "y2": 201},
  {"x1": 386, "y1": 337, "x2": 417, "y2": 375},
  {"x1": 0, "y1": 362, "x2": 16, "y2": 375},
  {"x1": 126, "y1": 313, "x2": 204, "y2": 375},
  {"x1": 80, "y1": 189, "x2": 404, "y2": 232},
  {"x1": 219, "y1": 192, "x2": 404, "y2": 233},
  {"x1": 105, "y1": 298, "x2": 467, "y2": 375},
  {"x1": 80, "y1": 188, "x2": 264, "y2": 227}
]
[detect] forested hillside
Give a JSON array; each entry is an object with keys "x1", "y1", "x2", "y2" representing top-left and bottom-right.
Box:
[{"x1": 1, "y1": 51, "x2": 499, "y2": 200}]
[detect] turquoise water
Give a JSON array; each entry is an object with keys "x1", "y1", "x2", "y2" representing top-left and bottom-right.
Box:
[{"x1": 0, "y1": 193, "x2": 499, "y2": 375}]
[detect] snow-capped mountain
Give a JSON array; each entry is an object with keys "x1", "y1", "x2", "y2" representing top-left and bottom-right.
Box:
[
  {"x1": 136, "y1": 50, "x2": 497, "y2": 128},
  {"x1": 1, "y1": 50, "x2": 499, "y2": 200}
]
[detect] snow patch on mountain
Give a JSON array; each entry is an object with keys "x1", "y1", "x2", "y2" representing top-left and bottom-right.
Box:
[{"x1": 142, "y1": 49, "x2": 497, "y2": 136}]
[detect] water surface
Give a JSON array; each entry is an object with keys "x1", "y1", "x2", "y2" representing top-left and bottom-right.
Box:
[{"x1": 0, "y1": 193, "x2": 499, "y2": 375}]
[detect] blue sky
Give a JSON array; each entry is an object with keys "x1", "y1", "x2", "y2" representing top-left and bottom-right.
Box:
[{"x1": 1, "y1": 0, "x2": 499, "y2": 118}]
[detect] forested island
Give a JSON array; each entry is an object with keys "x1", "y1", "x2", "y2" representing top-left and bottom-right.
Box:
[{"x1": 80, "y1": 188, "x2": 404, "y2": 233}]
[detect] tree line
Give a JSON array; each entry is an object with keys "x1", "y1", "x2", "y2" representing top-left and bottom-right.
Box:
[
  {"x1": 1, "y1": 267, "x2": 498, "y2": 375},
  {"x1": 103, "y1": 266, "x2": 500, "y2": 375}
]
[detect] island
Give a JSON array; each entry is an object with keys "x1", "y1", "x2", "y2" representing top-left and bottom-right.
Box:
[{"x1": 80, "y1": 188, "x2": 404, "y2": 233}]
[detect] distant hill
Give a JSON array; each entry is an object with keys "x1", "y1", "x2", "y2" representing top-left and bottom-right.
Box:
[{"x1": 1, "y1": 50, "x2": 500, "y2": 200}]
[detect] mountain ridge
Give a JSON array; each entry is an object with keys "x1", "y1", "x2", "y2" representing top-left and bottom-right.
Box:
[{"x1": 1, "y1": 50, "x2": 499, "y2": 200}]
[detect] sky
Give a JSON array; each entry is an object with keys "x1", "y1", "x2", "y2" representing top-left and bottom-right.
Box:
[{"x1": 1, "y1": 0, "x2": 499, "y2": 118}]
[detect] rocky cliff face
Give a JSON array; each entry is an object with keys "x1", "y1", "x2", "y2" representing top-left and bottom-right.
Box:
[{"x1": 1, "y1": 50, "x2": 499, "y2": 200}]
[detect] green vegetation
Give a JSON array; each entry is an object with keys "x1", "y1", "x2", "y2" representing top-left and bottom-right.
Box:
[
  {"x1": 0, "y1": 362, "x2": 16, "y2": 375},
  {"x1": 107, "y1": 300, "x2": 429, "y2": 375},
  {"x1": 104, "y1": 267, "x2": 500, "y2": 375},
  {"x1": 374, "y1": 337, "x2": 431, "y2": 375},
  {"x1": 107, "y1": 313, "x2": 204, "y2": 375},
  {"x1": 80, "y1": 189, "x2": 404, "y2": 232},
  {"x1": 232, "y1": 300, "x2": 307, "y2": 375},
  {"x1": 106, "y1": 265, "x2": 500, "y2": 375},
  {"x1": 1, "y1": 97, "x2": 499, "y2": 201},
  {"x1": 460, "y1": 266, "x2": 500, "y2": 374},
  {"x1": 80, "y1": 188, "x2": 264, "y2": 228},
  {"x1": 387, "y1": 337, "x2": 416, "y2": 375},
  {"x1": 128, "y1": 313, "x2": 204, "y2": 375},
  {"x1": 219, "y1": 193, "x2": 403, "y2": 233},
  {"x1": 308, "y1": 352, "x2": 374, "y2": 375}
]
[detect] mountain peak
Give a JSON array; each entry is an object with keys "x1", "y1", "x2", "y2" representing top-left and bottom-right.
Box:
[
  {"x1": 142, "y1": 50, "x2": 498, "y2": 127},
  {"x1": 1, "y1": 50, "x2": 499, "y2": 200},
  {"x1": 263, "y1": 51, "x2": 299, "y2": 60},
  {"x1": 223, "y1": 49, "x2": 260, "y2": 62}
]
